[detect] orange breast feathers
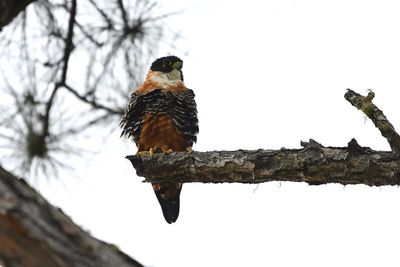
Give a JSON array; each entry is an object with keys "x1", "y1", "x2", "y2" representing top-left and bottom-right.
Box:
[
  {"x1": 138, "y1": 113, "x2": 188, "y2": 152},
  {"x1": 135, "y1": 69, "x2": 189, "y2": 152},
  {"x1": 136, "y1": 70, "x2": 187, "y2": 94}
]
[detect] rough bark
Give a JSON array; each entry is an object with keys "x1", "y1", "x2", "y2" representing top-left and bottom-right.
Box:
[
  {"x1": 126, "y1": 90, "x2": 400, "y2": 186},
  {"x1": 345, "y1": 89, "x2": 400, "y2": 153},
  {"x1": 0, "y1": 166, "x2": 143, "y2": 267},
  {"x1": 127, "y1": 141, "x2": 400, "y2": 186},
  {"x1": 0, "y1": 0, "x2": 36, "y2": 30}
]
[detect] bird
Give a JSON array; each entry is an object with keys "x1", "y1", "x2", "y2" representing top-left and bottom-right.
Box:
[{"x1": 120, "y1": 56, "x2": 199, "y2": 223}]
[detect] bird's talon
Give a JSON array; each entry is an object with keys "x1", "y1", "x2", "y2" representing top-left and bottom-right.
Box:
[
  {"x1": 149, "y1": 147, "x2": 156, "y2": 156},
  {"x1": 137, "y1": 146, "x2": 158, "y2": 157},
  {"x1": 186, "y1": 147, "x2": 193, "y2": 152},
  {"x1": 136, "y1": 151, "x2": 148, "y2": 157}
]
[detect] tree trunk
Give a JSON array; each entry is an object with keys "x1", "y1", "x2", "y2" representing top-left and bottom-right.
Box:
[
  {"x1": 0, "y1": 166, "x2": 143, "y2": 267},
  {"x1": 0, "y1": 0, "x2": 36, "y2": 30}
]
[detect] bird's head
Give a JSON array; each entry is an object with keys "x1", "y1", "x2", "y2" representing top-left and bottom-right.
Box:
[{"x1": 150, "y1": 56, "x2": 184, "y2": 81}]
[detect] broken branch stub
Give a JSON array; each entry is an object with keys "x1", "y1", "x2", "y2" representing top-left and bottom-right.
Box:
[{"x1": 345, "y1": 89, "x2": 400, "y2": 154}]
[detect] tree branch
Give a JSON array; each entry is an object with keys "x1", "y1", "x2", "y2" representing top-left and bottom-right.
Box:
[
  {"x1": 117, "y1": 0, "x2": 129, "y2": 30},
  {"x1": 42, "y1": 0, "x2": 77, "y2": 138},
  {"x1": 63, "y1": 83, "x2": 123, "y2": 115},
  {"x1": 126, "y1": 90, "x2": 400, "y2": 186},
  {"x1": 0, "y1": 166, "x2": 143, "y2": 267},
  {"x1": 345, "y1": 89, "x2": 400, "y2": 154},
  {"x1": 127, "y1": 141, "x2": 400, "y2": 186}
]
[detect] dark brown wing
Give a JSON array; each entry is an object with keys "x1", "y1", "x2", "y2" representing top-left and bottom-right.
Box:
[
  {"x1": 120, "y1": 89, "x2": 199, "y2": 146},
  {"x1": 170, "y1": 89, "x2": 198, "y2": 146}
]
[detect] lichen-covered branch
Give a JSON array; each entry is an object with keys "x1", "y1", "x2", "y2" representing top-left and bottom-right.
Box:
[
  {"x1": 345, "y1": 89, "x2": 400, "y2": 154},
  {"x1": 126, "y1": 139, "x2": 400, "y2": 186},
  {"x1": 0, "y1": 166, "x2": 143, "y2": 267}
]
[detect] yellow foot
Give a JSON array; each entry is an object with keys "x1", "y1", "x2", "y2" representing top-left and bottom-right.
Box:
[
  {"x1": 149, "y1": 146, "x2": 157, "y2": 156},
  {"x1": 186, "y1": 147, "x2": 193, "y2": 152},
  {"x1": 136, "y1": 151, "x2": 148, "y2": 157},
  {"x1": 165, "y1": 149, "x2": 173, "y2": 154},
  {"x1": 136, "y1": 146, "x2": 158, "y2": 157}
]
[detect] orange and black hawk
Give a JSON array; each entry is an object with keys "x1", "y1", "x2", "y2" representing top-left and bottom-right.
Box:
[{"x1": 120, "y1": 56, "x2": 199, "y2": 223}]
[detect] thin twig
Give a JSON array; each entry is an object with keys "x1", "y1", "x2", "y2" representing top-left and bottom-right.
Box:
[
  {"x1": 117, "y1": 0, "x2": 129, "y2": 29},
  {"x1": 63, "y1": 83, "x2": 123, "y2": 115},
  {"x1": 87, "y1": 0, "x2": 114, "y2": 29},
  {"x1": 42, "y1": 0, "x2": 77, "y2": 137}
]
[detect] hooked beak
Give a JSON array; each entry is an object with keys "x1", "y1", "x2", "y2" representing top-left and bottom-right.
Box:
[{"x1": 172, "y1": 61, "x2": 183, "y2": 70}]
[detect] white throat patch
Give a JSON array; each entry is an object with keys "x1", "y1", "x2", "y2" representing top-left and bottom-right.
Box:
[{"x1": 151, "y1": 70, "x2": 183, "y2": 87}]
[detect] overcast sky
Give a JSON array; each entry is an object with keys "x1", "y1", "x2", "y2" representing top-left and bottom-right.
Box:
[{"x1": 36, "y1": 1, "x2": 400, "y2": 266}]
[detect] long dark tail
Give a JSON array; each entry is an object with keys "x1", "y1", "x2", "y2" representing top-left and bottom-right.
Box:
[{"x1": 152, "y1": 182, "x2": 182, "y2": 223}]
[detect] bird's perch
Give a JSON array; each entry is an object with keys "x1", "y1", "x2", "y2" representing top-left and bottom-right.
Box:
[
  {"x1": 127, "y1": 89, "x2": 400, "y2": 186},
  {"x1": 0, "y1": 166, "x2": 143, "y2": 267}
]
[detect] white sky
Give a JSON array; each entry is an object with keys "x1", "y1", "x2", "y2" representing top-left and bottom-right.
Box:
[{"x1": 35, "y1": 0, "x2": 400, "y2": 266}]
